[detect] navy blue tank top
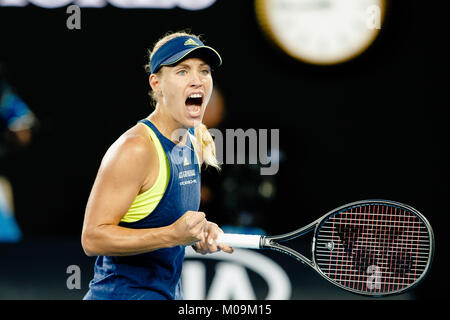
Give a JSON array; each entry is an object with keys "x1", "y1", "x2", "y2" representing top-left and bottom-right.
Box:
[{"x1": 84, "y1": 119, "x2": 201, "y2": 300}]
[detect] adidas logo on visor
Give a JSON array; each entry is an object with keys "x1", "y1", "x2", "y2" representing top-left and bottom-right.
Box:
[{"x1": 184, "y1": 38, "x2": 199, "y2": 46}]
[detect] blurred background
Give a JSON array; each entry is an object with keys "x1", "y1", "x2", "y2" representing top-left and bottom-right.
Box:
[{"x1": 0, "y1": 0, "x2": 446, "y2": 300}]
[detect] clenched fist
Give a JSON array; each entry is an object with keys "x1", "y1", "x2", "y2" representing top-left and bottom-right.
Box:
[{"x1": 171, "y1": 211, "x2": 207, "y2": 246}]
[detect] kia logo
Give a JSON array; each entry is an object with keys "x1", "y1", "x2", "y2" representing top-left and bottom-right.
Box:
[{"x1": 183, "y1": 247, "x2": 292, "y2": 300}]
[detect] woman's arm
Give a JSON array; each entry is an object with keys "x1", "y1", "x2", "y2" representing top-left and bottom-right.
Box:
[{"x1": 81, "y1": 129, "x2": 207, "y2": 257}]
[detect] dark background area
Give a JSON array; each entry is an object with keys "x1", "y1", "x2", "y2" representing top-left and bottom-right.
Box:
[{"x1": 0, "y1": 0, "x2": 447, "y2": 300}]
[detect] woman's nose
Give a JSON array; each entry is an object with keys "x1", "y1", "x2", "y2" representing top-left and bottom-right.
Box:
[{"x1": 189, "y1": 72, "x2": 202, "y2": 87}]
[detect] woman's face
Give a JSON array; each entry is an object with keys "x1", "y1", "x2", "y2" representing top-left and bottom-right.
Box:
[{"x1": 151, "y1": 57, "x2": 213, "y2": 129}]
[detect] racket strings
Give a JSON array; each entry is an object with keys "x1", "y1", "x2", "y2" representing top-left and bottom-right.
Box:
[{"x1": 315, "y1": 204, "x2": 431, "y2": 294}]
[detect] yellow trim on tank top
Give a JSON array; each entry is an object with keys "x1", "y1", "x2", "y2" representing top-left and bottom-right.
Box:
[{"x1": 120, "y1": 123, "x2": 170, "y2": 223}]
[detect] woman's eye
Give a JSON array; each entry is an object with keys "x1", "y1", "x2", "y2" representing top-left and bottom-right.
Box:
[
  {"x1": 177, "y1": 70, "x2": 186, "y2": 75},
  {"x1": 201, "y1": 69, "x2": 210, "y2": 75}
]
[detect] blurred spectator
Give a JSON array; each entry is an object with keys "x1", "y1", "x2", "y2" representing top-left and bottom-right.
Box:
[{"x1": 0, "y1": 62, "x2": 38, "y2": 242}]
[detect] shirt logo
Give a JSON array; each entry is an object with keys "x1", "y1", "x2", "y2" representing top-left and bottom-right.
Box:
[{"x1": 179, "y1": 169, "x2": 197, "y2": 186}]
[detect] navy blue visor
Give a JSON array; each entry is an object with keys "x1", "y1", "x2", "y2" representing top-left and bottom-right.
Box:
[{"x1": 150, "y1": 36, "x2": 222, "y2": 74}]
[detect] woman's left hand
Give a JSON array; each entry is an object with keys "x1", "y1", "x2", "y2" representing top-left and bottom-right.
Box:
[{"x1": 192, "y1": 221, "x2": 234, "y2": 254}]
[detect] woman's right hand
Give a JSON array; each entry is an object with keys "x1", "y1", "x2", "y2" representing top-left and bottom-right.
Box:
[{"x1": 171, "y1": 211, "x2": 207, "y2": 246}]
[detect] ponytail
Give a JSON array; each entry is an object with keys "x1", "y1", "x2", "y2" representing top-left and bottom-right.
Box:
[{"x1": 194, "y1": 123, "x2": 220, "y2": 171}]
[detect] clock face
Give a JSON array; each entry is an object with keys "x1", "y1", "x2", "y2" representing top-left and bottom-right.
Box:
[{"x1": 255, "y1": 0, "x2": 386, "y2": 65}]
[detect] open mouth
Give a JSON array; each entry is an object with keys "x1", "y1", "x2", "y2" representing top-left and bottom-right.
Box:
[
  {"x1": 185, "y1": 93, "x2": 203, "y2": 117},
  {"x1": 185, "y1": 93, "x2": 203, "y2": 107}
]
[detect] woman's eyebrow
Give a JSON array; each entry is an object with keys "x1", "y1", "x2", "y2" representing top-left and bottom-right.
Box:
[
  {"x1": 174, "y1": 62, "x2": 211, "y2": 71},
  {"x1": 175, "y1": 62, "x2": 191, "y2": 69}
]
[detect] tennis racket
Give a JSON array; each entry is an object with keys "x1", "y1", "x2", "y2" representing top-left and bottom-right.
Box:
[{"x1": 216, "y1": 200, "x2": 434, "y2": 296}]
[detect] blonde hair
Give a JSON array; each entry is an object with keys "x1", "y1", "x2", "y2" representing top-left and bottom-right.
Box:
[{"x1": 144, "y1": 31, "x2": 220, "y2": 171}]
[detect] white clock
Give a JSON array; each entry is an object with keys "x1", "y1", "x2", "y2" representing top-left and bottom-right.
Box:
[{"x1": 255, "y1": 0, "x2": 387, "y2": 65}]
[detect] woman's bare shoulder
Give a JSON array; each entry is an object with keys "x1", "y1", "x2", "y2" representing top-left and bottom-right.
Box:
[{"x1": 100, "y1": 123, "x2": 157, "y2": 173}]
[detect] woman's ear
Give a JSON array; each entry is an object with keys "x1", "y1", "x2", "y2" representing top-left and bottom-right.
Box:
[{"x1": 149, "y1": 73, "x2": 159, "y2": 92}]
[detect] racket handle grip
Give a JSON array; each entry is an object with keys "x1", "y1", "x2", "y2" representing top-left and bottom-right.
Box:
[{"x1": 216, "y1": 233, "x2": 262, "y2": 249}]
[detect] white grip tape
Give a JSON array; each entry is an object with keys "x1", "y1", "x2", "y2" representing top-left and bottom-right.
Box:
[{"x1": 216, "y1": 233, "x2": 262, "y2": 249}]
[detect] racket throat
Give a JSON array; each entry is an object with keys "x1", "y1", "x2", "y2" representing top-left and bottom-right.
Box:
[
  {"x1": 260, "y1": 236, "x2": 272, "y2": 248},
  {"x1": 265, "y1": 240, "x2": 315, "y2": 268}
]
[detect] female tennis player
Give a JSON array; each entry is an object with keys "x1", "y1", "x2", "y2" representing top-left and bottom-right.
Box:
[{"x1": 81, "y1": 31, "x2": 233, "y2": 300}]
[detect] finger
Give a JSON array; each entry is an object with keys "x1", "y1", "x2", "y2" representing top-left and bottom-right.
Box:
[
  {"x1": 192, "y1": 244, "x2": 208, "y2": 255},
  {"x1": 197, "y1": 239, "x2": 212, "y2": 255},
  {"x1": 207, "y1": 227, "x2": 220, "y2": 243},
  {"x1": 206, "y1": 235, "x2": 219, "y2": 252},
  {"x1": 218, "y1": 243, "x2": 234, "y2": 254},
  {"x1": 204, "y1": 224, "x2": 222, "y2": 252}
]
